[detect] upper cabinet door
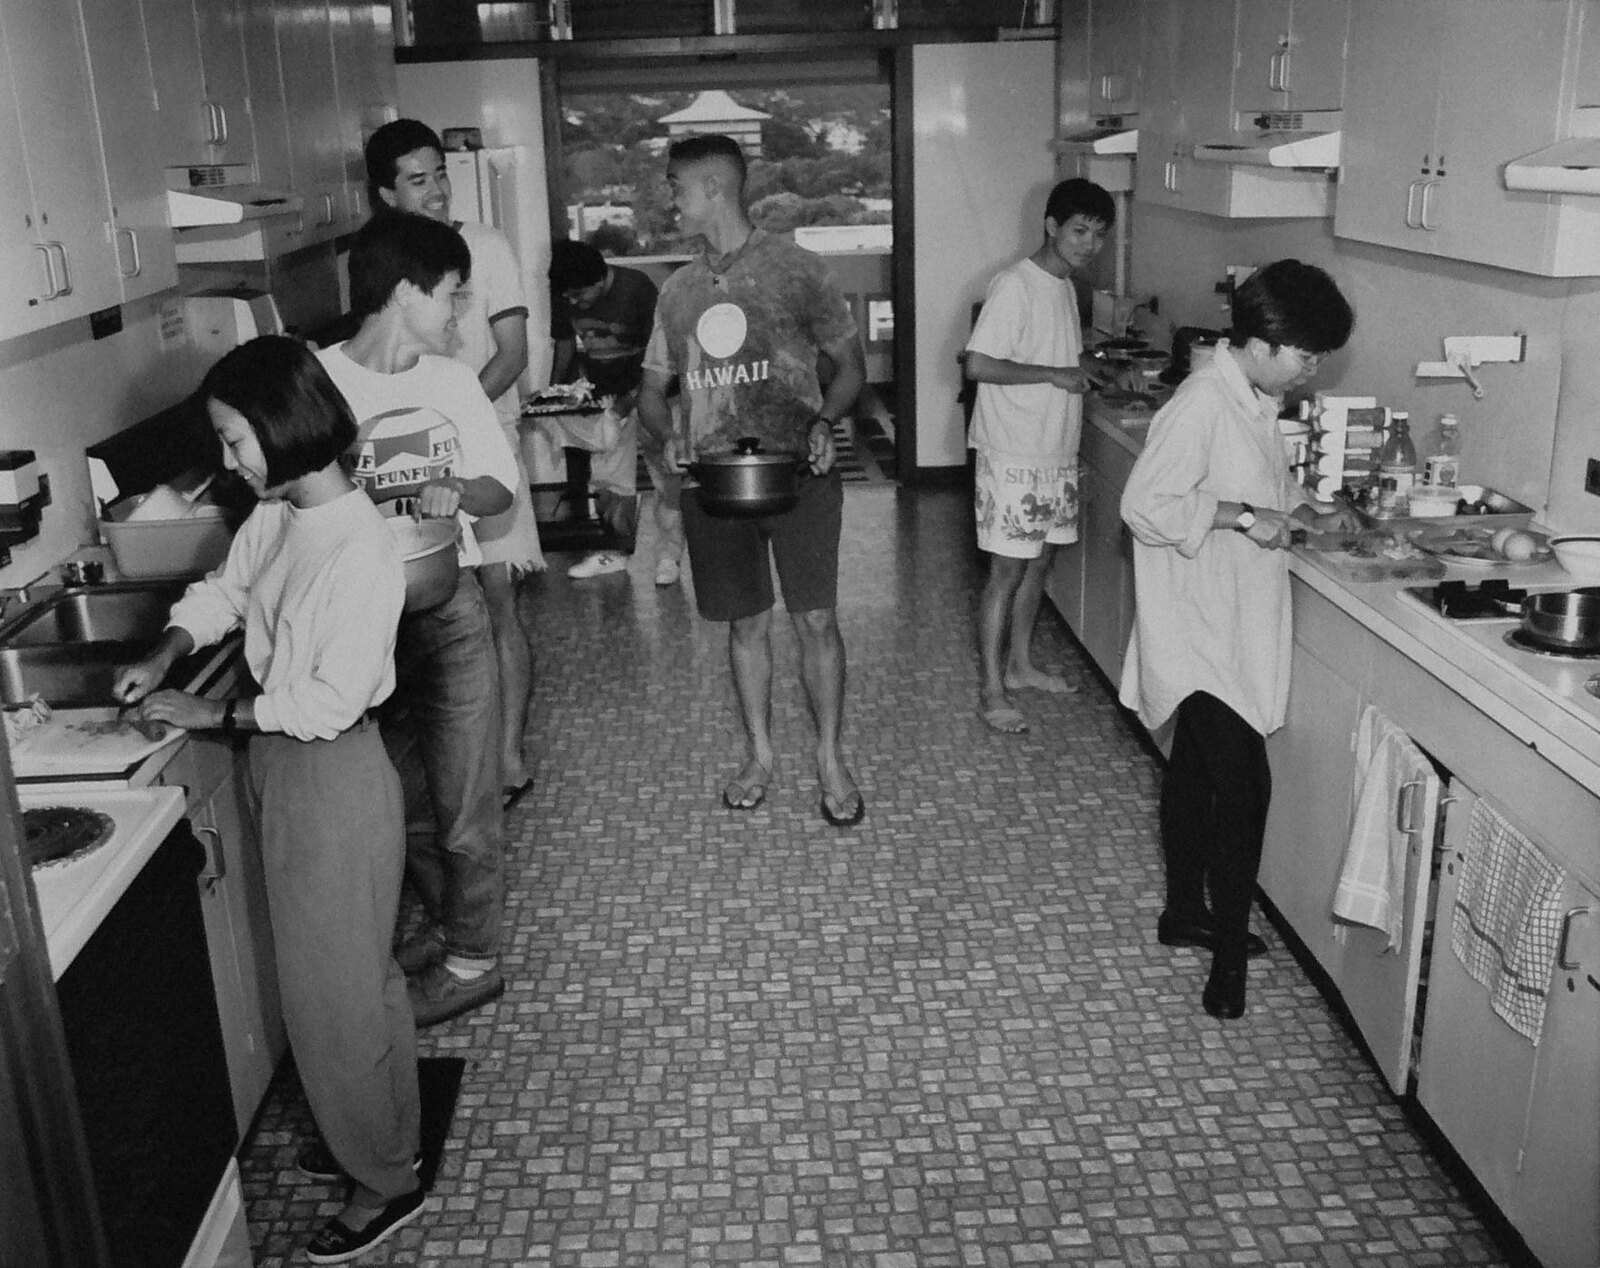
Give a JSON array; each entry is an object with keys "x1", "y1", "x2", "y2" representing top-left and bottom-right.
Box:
[
  {"x1": 1087, "y1": 0, "x2": 1145, "y2": 117},
  {"x1": 1237, "y1": 0, "x2": 1351, "y2": 115},
  {"x1": 144, "y1": 0, "x2": 251, "y2": 168},
  {"x1": 77, "y1": 0, "x2": 178, "y2": 304},
  {"x1": 0, "y1": 0, "x2": 120, "y2": 323},
  {"x1": 1333, "y1": 0, "x2": 1448, "y2": 254},
  {"x1": 330, "y1": 2, "x2": 399, "y2": 224},
  {"x1": 275, "y1": 0, "x2": 349, "y2": 243},
  {"x1": 0, "y1": 49, "x2": 48, "y2": 339}
]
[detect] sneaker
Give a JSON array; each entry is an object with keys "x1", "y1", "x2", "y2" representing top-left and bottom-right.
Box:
[
  {"x1": 567, "y1": 552, "x2": 627, "y2": 579},
  {"x1": 297, "y1": 1137, "x2": 423, "y2": 1183},
  {"x1": 654, "y1": 555, "x2": 681, "y2": 586},
  {"x1": 393, "y1": 926, "x2": 446, "y2": 976},
  {"x1": 407, "y1": 962, "x2": 505, "y2": 1027}
]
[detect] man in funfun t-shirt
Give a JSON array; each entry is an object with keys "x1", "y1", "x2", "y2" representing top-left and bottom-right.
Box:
[
  {"x1": 318, "y1": 212, "x2": 519, "y2": 1029},
  {"x1": 637, "y1": 133, "x2": 867, "y2": 828}
]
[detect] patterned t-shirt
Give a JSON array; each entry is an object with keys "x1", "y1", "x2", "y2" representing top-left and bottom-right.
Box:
[
  {"x1": 550, "y1": 264, "x2": 658, "y2": 398},
  {"x1": 643, "y1": 230, "x2": 857, "y2": 458}
]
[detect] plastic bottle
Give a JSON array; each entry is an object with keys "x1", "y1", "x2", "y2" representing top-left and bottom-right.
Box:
[
  {"x1": 1423, "y1": 413, "x2": 1461, "y2": 488},
  {"x1": 1377, "y1": 411, "x2": 1417, "y2": 516}
]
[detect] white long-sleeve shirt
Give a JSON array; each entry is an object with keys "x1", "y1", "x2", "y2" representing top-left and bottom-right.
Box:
[
  {"x1": 167, "y1": 489, "x2": 405, "y2": 741},
  {"x1": 1116, "y1": 346, "x2": 1311, "y2": 735}
]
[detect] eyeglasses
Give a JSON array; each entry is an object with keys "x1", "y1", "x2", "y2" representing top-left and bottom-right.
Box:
[{"x1": 1281, "y1": 346, "x2": 1327, "y2": 372}]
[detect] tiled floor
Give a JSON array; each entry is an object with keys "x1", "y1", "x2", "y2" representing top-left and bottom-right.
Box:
[{"x1": 238, "y1": 484, "x2": 1520, "y2": 1267}]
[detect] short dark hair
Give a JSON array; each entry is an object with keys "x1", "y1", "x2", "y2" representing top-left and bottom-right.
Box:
[
  {"x1": 1230, "y1": 258, "x2": 1355, "y2": 354},
  {"x1": 549, "y1": 239, "x2": 607, "y2": 290},
  {"x1": 200, "y1": 336, "x2": 357, "y2": 488},
  {"x1": 1045, "y1": 178, "x2": 1116, "y2": 229},
  {"x1": 347, "y1": 212, "x2": 472, "y2": 320},
  {"x1": 667, "y1": 133, "x2": 747, "y2": 189},
  {"x1": 364, "y1": 118, "x2": 444, "y2": 210}
]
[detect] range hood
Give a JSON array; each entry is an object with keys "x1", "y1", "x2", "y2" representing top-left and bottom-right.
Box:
[
  {"x1": 1195, "y1": 110, "x2": 1342, "y2": 169},
  {"x1": 1504, "y1": 109, "x2": 1600, "y2": 194},
  {"x1": 1053, "y1": 123, "x2": 1138, "y2": 156},
  {"x1": 166, "y1": 165, "x2": 302, "y2": 229}
]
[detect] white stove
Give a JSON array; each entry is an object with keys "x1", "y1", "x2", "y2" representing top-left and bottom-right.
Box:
[
  {"x1": 1398, "y1": 581, "x2": 1600, "y2": 721},
  {"x1": 19, "y1": 783, "x2": 186, "y2": 979}
]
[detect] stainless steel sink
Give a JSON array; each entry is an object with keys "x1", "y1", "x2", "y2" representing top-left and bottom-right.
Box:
[
  {"x1": 0, "y1": 644, "x2": 133, "y2": 706},
  {"x1": 0, "y1": 582, "x2": 183, "y2": 647}
]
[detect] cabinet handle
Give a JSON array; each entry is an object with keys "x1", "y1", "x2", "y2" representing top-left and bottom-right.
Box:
[
  {"x1": 1395, "y1": 778, "x2": 1423, "y2": 834},
  {"x1": 1269, "y1": 51, "x2": 1287, "y2": 92},
  {"x1": 214, "y1": 103, "x2": 228, "y2": 145},
  {"x1": 50, "y1": 243, "x2": 71, "y2": 296},
  {"x1": 1405, "y1": 180, "x2": 1424, "y2": 229},
  {"x1": 323, "y1": 192, "x2": 336, "y2": 225},
  {"x1": 34, "y1": 243, "x2": 59, "y2": 299},
  {"x1": 116, "y1": 227, "x2": 141, "y2": 278},
  {"x1": 205, "y1": 102, "x2": 220, "y2": 145},
  {"x1": 193, "y1": 823, "x2": 225, "y2": 887},
  {"x1": 1419, "y1": 180, "x2": 1441, "y2": 231},
  {"x1": 1556, "y1": 906, "x2": 1594, "y2": 971}
]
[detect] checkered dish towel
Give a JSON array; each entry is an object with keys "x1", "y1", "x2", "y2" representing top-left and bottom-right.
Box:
[{"x1": 1450, "y1": 797, "x2": 1567, "y2": 1044}]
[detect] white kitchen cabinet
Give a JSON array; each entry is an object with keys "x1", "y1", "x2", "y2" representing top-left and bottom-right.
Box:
[
  {"x1": 142, "y1": 0, "x2": 253, "y2": 169},
  {"x1": 0, "y1": 0, "x2": 123, "y2": 337},
  {"x1": 1137, "y1": 0, "x2": 1335, "y2": 218},
  {"x1": 330, "y1": 2, "x2": 400, "y2": 223},
  {"x1": 1260, "y1": 582, "x2": 1368, "y2": 980},
  {"x1": 162, "y1": 733, "x2": 286, "y2": 1138},
  {"x1": 1086, "y1": 0, "x2": 1145, "y2": 118},
  {"x1": 1335, "y1": 0, "x2": 1600, "y2": 276},
  {"x1": 76, "y1": 0, "x2": 179, "y2": 305},
  {"x1": 277, "y1": 0, "x2": 350, "y2": 245},
  {"x1": 1233, "y1": 0, "x2": 1350, "y2": 116}
]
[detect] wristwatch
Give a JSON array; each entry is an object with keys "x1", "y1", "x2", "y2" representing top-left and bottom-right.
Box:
[{"x1": 1234, "y1": 503, "x2": 1258, "y2": 533}]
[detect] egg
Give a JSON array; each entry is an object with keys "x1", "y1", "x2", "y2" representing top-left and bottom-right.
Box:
[
  {"x1": 1500, "y1": 530, "x2": 1539, "y2": 562},
  {"x1": 1490, "y1": 527, "x2": 1517, "y2": 554}
]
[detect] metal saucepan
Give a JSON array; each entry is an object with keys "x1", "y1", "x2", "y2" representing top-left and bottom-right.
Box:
[
  {"x1": 387, "y1": 516, "x2": 461, "y2": 612},
  {"x1": 683, "y1": 437, "x2": 804, "y2": 517},
  {"x1": 1520, "y1": 588, "x2": 1600, "y2": 651}
]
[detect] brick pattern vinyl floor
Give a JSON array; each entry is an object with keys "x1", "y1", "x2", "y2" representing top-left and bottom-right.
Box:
[{"x1": 236, "y1": 484, "x2": 1520, "y2": 1267}]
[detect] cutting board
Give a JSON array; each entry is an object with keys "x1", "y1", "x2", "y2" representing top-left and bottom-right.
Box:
[
  {"x1": 1298, "y1": 530, "x2": 1447, "y2": 584},
  {"x1": 10, "y1": 707, "x2": 183, "y2": 779}
]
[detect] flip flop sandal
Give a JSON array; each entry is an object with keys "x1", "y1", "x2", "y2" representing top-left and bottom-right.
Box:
[
  {"x1": 721, "y1": 766, "x2": 770, "y2": 811},
  {"x1": 979, "y1": 704, "x2": 1029, "y2": 734},
  {"x1": 820, "y1": 789, "x2": 866, "y2": 828}
]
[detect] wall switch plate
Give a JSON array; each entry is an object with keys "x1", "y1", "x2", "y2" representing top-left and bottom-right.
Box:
[{"x1": 1587, "y1": 457, "x2": 1600, "y2": 497}]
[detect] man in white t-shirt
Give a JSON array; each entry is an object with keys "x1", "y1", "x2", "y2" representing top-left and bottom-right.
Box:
[
  {"x1": 365, "y1": 119, "x2": 540, "y2": 808},
  {"x1": 963, "y1": 178, "x2": 1115, "y2": 736},
  {"x1": 319, "y1": 212, "x2": 519, "y2": 1028}
]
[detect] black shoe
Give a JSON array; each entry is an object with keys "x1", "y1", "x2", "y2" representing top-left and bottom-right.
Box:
[
  {"x1": 306, "y1": 1187, "x2": 427, "y2": 1264},
  {"x1": 1157, "y1": 911, "x2": 1267, "y2": 959},
  {"x1": 297, "y1": 1137, "x2": 423, "y2": 1184},
  {"x1": 1202, "y1": 960, "x2": 1248, "y2": 1020}
]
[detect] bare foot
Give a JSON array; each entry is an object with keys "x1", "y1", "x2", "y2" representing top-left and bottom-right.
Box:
[
  {"x1": 1005, "y1": 668, "x2": 1080, "y2": 696},
  {"x1": 979, "y1": 689, "x2": 1029, "y2": 734},
  {"x1": 722, "y1": 756, "x2": 772, "y2": 810}
]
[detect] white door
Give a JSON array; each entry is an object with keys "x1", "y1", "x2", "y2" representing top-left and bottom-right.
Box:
[{"x1": 910, "y1": 41, "x2": 1056, "y2": 470}]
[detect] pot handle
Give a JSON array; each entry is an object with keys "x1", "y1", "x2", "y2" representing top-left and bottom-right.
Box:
[{"x1": 734, "y1": 436, "x2": 762, "y2": 455}]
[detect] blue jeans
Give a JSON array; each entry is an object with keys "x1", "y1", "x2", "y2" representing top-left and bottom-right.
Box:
[{"x1": 387, "y1": 570, "x2": 504, "y2": 960}]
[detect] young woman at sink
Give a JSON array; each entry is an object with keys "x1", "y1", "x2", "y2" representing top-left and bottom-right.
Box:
[
  {"x1": 1118, "y1": 260, "x2": 1361, "y2": 1021},
  {"x1": 113, "y1": 336, "x2": 426, "y2": 1263}
]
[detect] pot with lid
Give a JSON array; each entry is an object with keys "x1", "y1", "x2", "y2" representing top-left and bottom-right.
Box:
[
  {"x1": 684, "y1": 437, "x2": 804, "y2": 517},
  {"x1": 1519, "y1": 588, "x2": 1600, "y2": 652}
]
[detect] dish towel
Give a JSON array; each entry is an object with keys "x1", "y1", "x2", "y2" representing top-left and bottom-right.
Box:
[
  {"x1": 1333, "y1": 706, "x2": 1429, "y2": 949},
  {"x1": 1450, "y1": 797, "x2": 1568, "y2": 1045}
]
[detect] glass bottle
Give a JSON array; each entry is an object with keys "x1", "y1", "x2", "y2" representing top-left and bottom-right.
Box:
[
  {"x1": 1377, "y1": 411, "x2": 1417, "y2": 516},
  {"x1": 1423, "y1": 413, "x2": 1461, "y2": 488}
]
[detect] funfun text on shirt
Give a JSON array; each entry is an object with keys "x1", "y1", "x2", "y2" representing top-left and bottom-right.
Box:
[{"x1": 684, "y1": 359, "x2": 770, "y2": 392}]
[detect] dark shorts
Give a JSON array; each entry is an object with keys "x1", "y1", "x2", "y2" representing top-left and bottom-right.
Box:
[{"x1": 682, "y1": 469, "x2": 843, "y2": 622}]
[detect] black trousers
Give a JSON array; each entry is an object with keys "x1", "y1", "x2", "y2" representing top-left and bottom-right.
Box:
[{"x1": 1159, "y1": 691, "x2": 1272, "y2": 962}]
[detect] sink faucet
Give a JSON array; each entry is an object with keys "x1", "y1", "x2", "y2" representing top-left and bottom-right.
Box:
[{"x1": 0, "y1": 570, "x2": 55, "y2": 621}]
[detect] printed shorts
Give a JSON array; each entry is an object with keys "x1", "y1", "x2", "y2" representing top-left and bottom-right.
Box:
[{"x1": 973, "y1": 446, "x2": 1079, "y2": 558}]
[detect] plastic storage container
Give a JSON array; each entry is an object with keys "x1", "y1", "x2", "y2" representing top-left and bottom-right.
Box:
[{"x1": 100, "y1": 496, "x2": 232, "y2": 578}]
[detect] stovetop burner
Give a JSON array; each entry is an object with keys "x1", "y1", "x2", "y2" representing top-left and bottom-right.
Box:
[
  {"x1": 24, "y1": 805, "x2": 116, "y2": 870},
  {"x1": 1503, "y1": 629, "x2": 1600, "y2": 660},
  {"x1": 1412, "y1": 578, "x2": 1529, "y2": 620}
]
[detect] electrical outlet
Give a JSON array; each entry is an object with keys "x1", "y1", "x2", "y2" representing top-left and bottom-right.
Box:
[{"x1": 1587, "y1": 457, "x2": 1600, "y2": 497}]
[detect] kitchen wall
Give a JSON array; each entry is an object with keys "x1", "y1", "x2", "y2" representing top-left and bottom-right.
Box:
[
  {"x1": 1126, "y1": 201, "x2": 1600, "y2": 535},
  {"x1": 0, "y1": 297, "x2": 206, "y2": 590}
]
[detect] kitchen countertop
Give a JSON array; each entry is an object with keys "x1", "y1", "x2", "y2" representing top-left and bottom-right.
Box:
[{"x1": 1082, "y1": 394, "x2": 1600, "y2": 793}]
